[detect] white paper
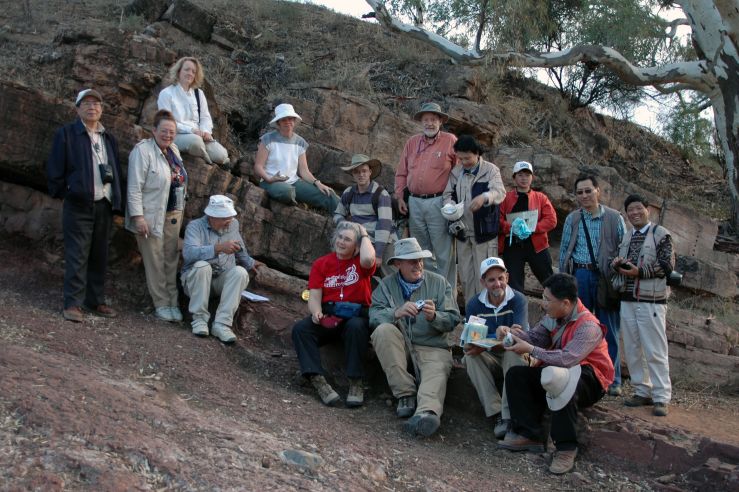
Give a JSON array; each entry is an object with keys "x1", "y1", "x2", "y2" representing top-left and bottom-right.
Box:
[
  {"x1": 241, "y1": 290, "x2": 270, "y2": 302},
  {"x1": 506, "y1": 209, "x2": 539, "y2": 232}
]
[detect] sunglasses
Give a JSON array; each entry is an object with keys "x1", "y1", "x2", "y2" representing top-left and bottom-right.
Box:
[{"x1": 576, "y1": 188, "x2": 594, "y2": 195}]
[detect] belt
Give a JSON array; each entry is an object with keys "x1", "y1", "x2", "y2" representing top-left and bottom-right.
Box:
[
  {"x1": 573, "y1": 262, "x2": 595, "y2": 270},
  {"x1": 408, "y1": 192, "x2": 443, "y2": 199}
]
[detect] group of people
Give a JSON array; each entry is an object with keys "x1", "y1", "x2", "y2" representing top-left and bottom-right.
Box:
[{"x1": 47, "y1": 60, "x2": 676, "y2": 475}]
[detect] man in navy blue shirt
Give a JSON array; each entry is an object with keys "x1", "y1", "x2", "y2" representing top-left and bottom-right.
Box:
[{"x1": 463, "y1": 257, "x2": 528, "y2": 439}]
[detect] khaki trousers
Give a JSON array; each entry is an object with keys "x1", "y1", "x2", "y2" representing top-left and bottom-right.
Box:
[
  {"x1": 457, "y1": 237, "x2": 497, "y2": 306},
  {"x1": 182, "y1": 261, "x2": 249, "y2": 327},
  {"x1": 174, "y1": 134, "x2": 229, "y2": 165},
  {"x1": 620, "y1": 301, "x2": 671, "y2": 403},
  {"x1": 371, "y1": 323, "x2": 452, "y2": 417},
  {"x1": 408, "y1": 195, "x2": 457, "y2": 293},
  {"x1": 464, "y1": 349, "x2": 526, "y2": 419},
  {"x1": 136, "y1": 210, "x2": 182, "y2": 308}
]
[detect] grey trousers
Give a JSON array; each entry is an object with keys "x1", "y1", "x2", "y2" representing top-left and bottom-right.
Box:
[
  {"x1": 464, "y1": 349, "x2": 526, "y2": 419},
  {"x1": 408, "y1": 195, "x2": 456, "y2": 293},
  {"x1": 182, "y1": 261, "x2": 249, "y2": 327}
]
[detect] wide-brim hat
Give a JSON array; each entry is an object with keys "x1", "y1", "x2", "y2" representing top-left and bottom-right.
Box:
[
  {"x1": 341, "y1": 154, "x2": 382, "y2": 180},
  {"x1": 542, "y1": 365, "x2": 582, "y2": 411},
  {"x1": 205, "y1": 195, "x2": 237, "y2": 218},
  {"x1": 75, "y1": 88, "x2": 103, "y2": 107},
  {"x1": 387, "y1": 238, "x2": 433, "y2": 265},
  {"x1": 269, "y1": 103, "x2": 302, "y2": 126},
  {"x1": 413, "y1": 102, "x2": 449, "y2": 123}
]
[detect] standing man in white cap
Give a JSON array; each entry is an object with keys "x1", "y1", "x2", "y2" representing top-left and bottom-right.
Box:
[
  {"x1": 395, "y1": 102, "x2": 457, "y2": 292},
  {"x1": 369, "y1": 238, "x2": 461, "y2": 437},
  {"x1": 334, "y1": 153, "x2": 397, "y2": 275},
  {"x1": 498, "y1": 161, "x2": 557, "y2": 293},
  {"x1": 181, "y1": 195, "x2": 264, "y2": 343},
  {"x1": 254, "y1": 103, "x2": 339, "y2": 212},
  {"x1": 47, "y1": 88, "x2": 123, "y2": 322},
  {"x1": 443, "y1": 134, "x2": 506, "y2": 305},
  {"x1": 497, "y1": 273, "x2": 613, "y2": 475},
  {"x1": 463, "y1": 257, "x2": 528, "y2": 439}
]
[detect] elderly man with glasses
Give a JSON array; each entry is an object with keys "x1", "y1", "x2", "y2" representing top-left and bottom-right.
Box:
[{"x1": 559, "y1": 174, "x2": 625, "y2": 396}]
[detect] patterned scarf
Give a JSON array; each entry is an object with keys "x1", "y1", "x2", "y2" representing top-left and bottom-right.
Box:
[{"x1": 397, "y1": 273, "x2": 424, "y2": 301}]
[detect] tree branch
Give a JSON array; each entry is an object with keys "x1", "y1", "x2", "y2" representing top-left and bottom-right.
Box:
[{"x1": 665, "y1": 18, "x2": 690, "y2": 39}]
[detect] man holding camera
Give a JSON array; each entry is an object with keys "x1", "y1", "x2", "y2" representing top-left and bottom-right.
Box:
[
  {"x1": 370, "y1": 238, "x2": 461, "y2": 437},
  {"x1": 610, "y1": 194, "x2": 675, "y2": 416},
  {"x1": 47, "y1": 89, "x2": 123, "y2": 322},
  {"x1": 181, "y1": 195, "x2": 264, "y2": 343}
]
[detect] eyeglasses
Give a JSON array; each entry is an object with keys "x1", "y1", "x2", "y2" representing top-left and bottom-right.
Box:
[
  {"x1": 80, "y1": 101, "x2": 102, "y2": 107},
  {"x1": 576, "y1": 188, "x2": 594, "y2": 195}
]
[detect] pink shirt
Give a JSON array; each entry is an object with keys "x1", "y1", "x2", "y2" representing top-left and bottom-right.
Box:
[{"x1": 395, "y1": 131, "x2": 457, "y2": 197}]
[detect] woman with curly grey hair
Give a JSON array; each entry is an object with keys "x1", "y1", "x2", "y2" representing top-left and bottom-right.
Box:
[
  {"x1": 291, "y1": 221, "x2": 376, "y2": 408},
  {"x1": 157, "y1": 56, "x2": 229, "y2": 166}
]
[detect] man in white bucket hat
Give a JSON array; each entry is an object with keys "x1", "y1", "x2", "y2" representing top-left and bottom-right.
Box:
[
  {"x1": 253, "y1": 103, "x2": 339, "y2": 212},
  {"x1": 181, "y1": 195, "x2": 264, "y2": 343},
  {"x1": 369, "y1": 238, "x2": 460, "y2": 438},
  {"x1": 497, "y1": 273, "x2": 613, "y2": 474}
]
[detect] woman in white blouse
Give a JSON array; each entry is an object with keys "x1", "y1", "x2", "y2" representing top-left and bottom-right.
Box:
[{"x1": 157, "y1": 57, "x2": 229, "y2": 166}]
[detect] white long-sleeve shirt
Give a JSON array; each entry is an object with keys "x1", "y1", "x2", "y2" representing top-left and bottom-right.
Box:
[{"x1": 157, "y1": 83, "x2": 214, "y2": 134}]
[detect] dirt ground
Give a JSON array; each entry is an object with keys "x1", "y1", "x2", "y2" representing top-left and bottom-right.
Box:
[{"x1": 1, "y1": 236, "x2": 737, "y2": 491}]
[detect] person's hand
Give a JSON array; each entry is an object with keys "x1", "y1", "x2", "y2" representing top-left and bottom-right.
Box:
[
  {"x1": 611, "y1": 256, "x2": 626, "y2": 269},
  {"x1": 134, "y1": 216, "x2": 149, "y2": 237},
  {"x1": 193, "y1": 129, "x2": 203, "y2": 137},
  {"x1": 394, "y1": 301, "x2": 421, "y2": 319},
  {"x1": 202, "y1": 131, "x2": 214, "y2": 142},
  {"x1": 269, "y1": 173, "x2": 289, "y2": 183},
  {"x1": 251, "y1": 260, "x2": 266, "y2": 277},
  {"x1": 316, "y1": 181, "x2": 333, "y2": 196},
  {"x1": 618, "y1": 261, "x2": 639, "y2": 278},
  {"x1": 464, "y1": 344, "x2": 486, "y2": 356},
  {"x1": 311, "y1": 311, "x2": 324, "y2": 324},
  {"x1": 357, "y1": 223, "x2": 369, "y2": 237},
  {"x1": 421, "y1": 299, "x2": 436, "y2": 321},
  {"x1": 216, "y1": 240, "x2": 242, "y2": 255},
  {"x1": 504, "y1": 334, "x2": 534, "y2": 355},
  {"x1": 469, "y1": 194, "x2": 487, "y2": 213},
  {"x1": 397, "y1": 196, "x2": 408, "y2": 215}
]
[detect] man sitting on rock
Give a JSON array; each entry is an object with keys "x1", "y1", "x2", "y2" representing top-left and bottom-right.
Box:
[
  {"x1": 181, "y1": 195, "x2": 264, "y2": 343},
  {"x1": 369, "y1": 238, "x2": 461, "y2": 437},
  {"x1": 463, "y1": 257, "x2": 528, "y2": 440},
  {"x1": 498, "y1": 273, "x2": 614, "y2": 475}
]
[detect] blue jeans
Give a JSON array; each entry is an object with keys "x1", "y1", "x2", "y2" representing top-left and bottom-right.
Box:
[
  {"x1": 574, "y1": 268, "x2": 621, "y2": 386},
  {"x1": 260, "y1": 178, "x2": 339, "y2": 213}
]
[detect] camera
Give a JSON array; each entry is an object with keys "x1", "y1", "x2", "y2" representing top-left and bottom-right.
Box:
[
  {"x1": 99, "y1": 163, "x2": 114, "y2": 184},
  {"x1": 415, "y1": 300, "x2": 426, "y2": 310},
  {"x1": 448, "y1": 220, "x2": 465, "y2": 235},
  {"x1": 667, "y1": 270, "x2": 683, "y2": 287},
  {"x1": 503, "y1": 332, "x2": 514, "y2": 347}
]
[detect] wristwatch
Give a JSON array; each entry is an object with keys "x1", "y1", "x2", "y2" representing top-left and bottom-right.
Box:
[{"x1": 313, "y1": 179, "x2": 321, "y2": 186}]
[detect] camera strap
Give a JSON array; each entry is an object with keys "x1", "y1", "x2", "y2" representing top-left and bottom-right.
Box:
[{"x1": 580, "y1": 210, "x2": 599, "y2": 272}]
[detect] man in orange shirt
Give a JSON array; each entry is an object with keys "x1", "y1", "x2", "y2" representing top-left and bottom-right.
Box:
[{"x1": 395, "y1": 103, "x2": 458, "y2": 292}]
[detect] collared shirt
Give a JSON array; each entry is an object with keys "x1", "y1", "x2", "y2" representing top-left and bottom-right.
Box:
[
  {"x1": 477, "y1": 285, "x2": 515, "y2": 311},
  {"x1": 181, "y1": 215, "x2": 255, "y2": 276},
  {"x1": 157, "y1": 83, "x2": 214, "y2": 134},
  {"x1": 87, "y1": 123, "x2": 112, "y2": 202},
  {"x1": 395, "y1": 131, "x2": 457, "y2": 197},
  {"x1": 559, "y1": 205, "x2": 625, "y2": 265}
]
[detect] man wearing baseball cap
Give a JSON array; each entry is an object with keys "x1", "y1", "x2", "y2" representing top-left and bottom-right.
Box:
[
  {"x1": 47, "y1": 88, "x2": 123, "y2": 322},
  {"x1": 463, "y1": 257, "x2": 529, "y2": 439},
  {"x1": 181, "y1": 195, "x2": 264, "y2": 343},
  {"x1": 498, "y1": 161, "x2": 557, "y2": 293}
]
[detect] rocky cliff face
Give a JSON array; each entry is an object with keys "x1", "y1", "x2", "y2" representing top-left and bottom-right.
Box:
[{"x1": 0, "y1": 0, "x2": 736, "y2": 388}]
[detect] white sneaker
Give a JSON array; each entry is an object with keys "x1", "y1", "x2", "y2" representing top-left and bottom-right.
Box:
[
  {"x1": 212, "y1": 322, "x2": 236, "y2": 343},
  {"x1": 154, "y1": 306, "x2": 175, "y2": 322},
  {"x1": 192, "y1": 320, "x2": 209, "y2": 337},
  {"x1": 169, "y1": 306, "x2": 183, "y2": 322}
]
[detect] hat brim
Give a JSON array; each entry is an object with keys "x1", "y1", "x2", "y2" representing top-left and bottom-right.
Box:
[
  {"x1": 387, "y1": 250, "x2": 433, "y2": 265},
  {"x1": 205, "y1": 206, "x2": 237, "y2": 218},
  {"x1": 545, "y1": 365, "x2": 582, "y2": 411},
  {"x1": 413, "y1": 110, "x2": 449, "y2": 123},
  {"x1": 269, "y1": 113, "x2": 302, "y2": 126},
  {"x1": 480, "y1": 265, "x2": 507, "y2": 278},
  {"x1": 340, "y1": 159, "x2": 382, "y2": 180}
]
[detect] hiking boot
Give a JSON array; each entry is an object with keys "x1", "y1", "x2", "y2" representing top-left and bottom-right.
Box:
[
  {"x1": 624, "y1": 395, "x2": 653, "y2": 407},
  {"x1": 191, "y1": 320, "x2": 209, "y2": 337},
  {"x1": 63, "y1": 306, "x2": 84, "y2": 323},
  {"x1": 310, "y1": 375, "x2": 340, "y2": 406},
  {"x1": 346, "y1": 378, "x2": 364, "y2": 408},
  {"x1": 82, "y1": 304, "x2": 117, "y2": 318},
  {"x1": 653, "y1": 402, "x2": 669, "y2": 417},
  {"x1": 497, "y1": 431, "x2": 545, "y2": 453},
  {"x1": 169, "y1": 306, "x2": 183, "y2": 322},
  {"x1": 608, "y1": 384, "x2": 622, "y2": 396},
  {"x1": 549, "y1": 449, "x2": 578, "y2": 474},
  {"x1": 212, "y1": 323, "x2": 237, "y2": 344},
  {"x1": 155, "y1": 306, "x2": 175, "y2": 322},
  {"x1": 396, "y1": 395, "x2": 416, "y2": 418},
  {"x1": 493, "y1": 415, "x2": 510, "y2": 440},
  {"x1": 404, "y1": 411, "x2": 440, "y2": 437}
]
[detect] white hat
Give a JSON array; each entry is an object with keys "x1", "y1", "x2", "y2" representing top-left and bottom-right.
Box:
[
  {"x1": 479, "y1": 257, "x2": 507, "y2": 277},
  {"x1": 269, "y1": 103, "x2": 302, "y2": 126},
  {"x1": 205, "y1": 195, "x2": 237, "y2": 218},
  {"x1": 512, "y1": 161, "x2": 534, "y2": 175},
  {"x1": 387, "y1": 238, "x2": 433, "y2": 264},
  {"x1": 441, "y1": 202, "x2": 464, "y2": 221},
  {"x1": 541, "y1": 365, "x2": 582, "y2": 411},
  {"x1": 75, "y1": 88, "x2": 103, "y2": 107}
]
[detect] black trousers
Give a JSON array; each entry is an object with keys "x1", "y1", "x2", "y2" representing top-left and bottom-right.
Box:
[
  {"x1": 291, "y1": 304, "x2": 370, "y2": 379},
  {"x1": 502, "y1": 241, "x2": 553, "y2": 293},
  {"x1": 62, "y1": 199, "x2": 112, "y2": 309},
  {"x1": 505, "y1": 364, "x2": 604, "y2": 451}
]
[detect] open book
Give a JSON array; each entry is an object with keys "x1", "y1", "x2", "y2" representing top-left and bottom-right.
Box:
[{"x1": 459, "y1": 315, "x2": 503, "y2": 349}]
